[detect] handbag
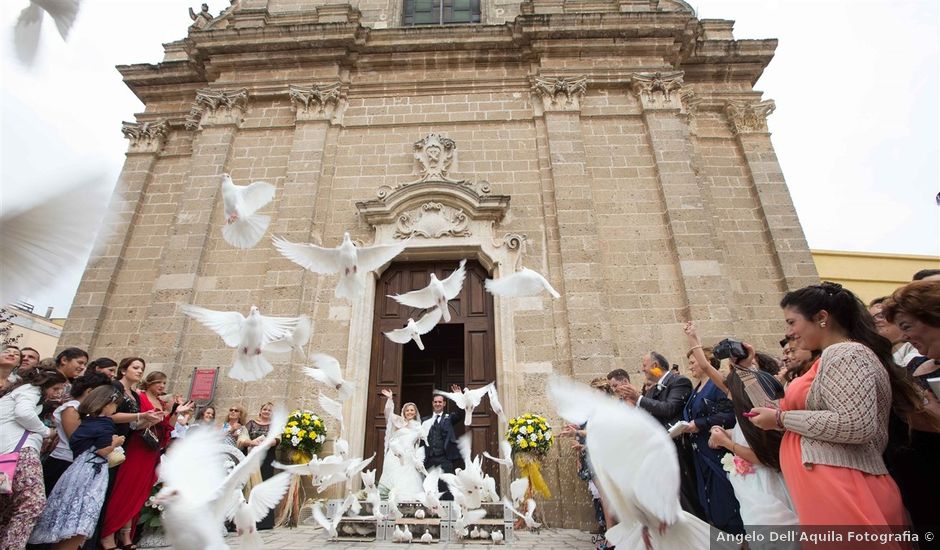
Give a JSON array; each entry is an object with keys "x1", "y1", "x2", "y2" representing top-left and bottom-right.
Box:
[
  {"x1": 141, "y1": 425, "x2": 162, "y2": 450},
  {"x1": 0, "y1": 431, "x2": 31, "y2": 494}
]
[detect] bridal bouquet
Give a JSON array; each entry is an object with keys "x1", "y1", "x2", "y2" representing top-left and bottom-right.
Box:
[
  {"x1": 506, "y1": 413, "x2": 553, "y2": 499},
  {"x1": 279, "y1": 410, "x2": 327, "y2": 461}
]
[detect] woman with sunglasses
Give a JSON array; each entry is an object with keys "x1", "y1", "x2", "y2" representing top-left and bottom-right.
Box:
[{"x1": 222, "y1": 405, "x2": 246, "y2": 449}]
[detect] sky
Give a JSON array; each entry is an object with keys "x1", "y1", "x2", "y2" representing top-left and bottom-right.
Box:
[{"x1": 1, "y1": 0, "x2": 938, "y2": 316}]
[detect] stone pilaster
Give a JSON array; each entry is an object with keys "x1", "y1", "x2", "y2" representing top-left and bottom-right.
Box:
[
  {"x1": 726, "y1": 99, "x2": 818, "y2": 289},
  {"x1": 141, "y1": 89, "x2": 248, "y2": 381},
  {"x1": 533, "y1": 75, "x2": 619, "y2": 374},
  {"x1": 632, "y1": 71, "x2": 734, "y2": 325},
  {"x1": 58, "y1": 121, "x2": 169, "y2": 351}
]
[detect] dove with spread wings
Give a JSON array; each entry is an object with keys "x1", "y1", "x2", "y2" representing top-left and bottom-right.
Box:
[
  {"x1": 272, "y1": 232, "x2": 408, "y2": 302},
  {"x1": 383, "y1": 307, "x2": 443, "y2": 351},
  {"x1": 388, "y1": 259, "x2": 466, "y2": 322},
  {"x1": 180, "y1": 304, "x2": 300, "y2": 382},
  {"x1": 220, "y1": 173, "x2": 276, "y2": 249}
]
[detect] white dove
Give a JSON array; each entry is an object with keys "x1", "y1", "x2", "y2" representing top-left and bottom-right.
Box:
[
  {"x1": 402, "y1": 525, "x2": 413, "y2": 543},
  {"x1": 504, "y1": 497, "x2": 541, "y2": 530},
  {"x1": 229, "y1": 471, "x2": 293, "y2": 549},
  {"x1": 0, "y1": 180, "x2": 107, "y2": 307},
  {"x1": 420, "y1": 529, "x2": 433, "y2": 544},
  {"x1": 266, "y1": 314, "x2": 311, "y2": 359},
  {"x1": 317, "y1": 392, "x2": 345, "y2": 433},
  {"x1": 360, "y1": 468, "x2": 377, "y2": 491},
  {"x1": 491, "y1": 529, "x2": 504, "y2": 544},
  {"x1": 452, "y1": 502, "x2": 487, "y2": 537},
  {"x1": 482, "y1": 440, "x2": 513, "y2": 471},
  {"x1": 302, "y1": 353, "x2": 355, "y2": 401},
  {"x1": 383, "y1": 307, "x2": 442, "y2": 351},
  {"x1": 417, "y1": 467, "x2": 444, "y2": 517},
  {"x1": 486, "y1": 384, "x2": 506, "y2": 421},
  {"x1": 316, "y1": 454, "x2": 376, "y2": 493},
  {"x1": 484, "y1": 267, "x2": 560, "y2": 299},
  {"x1": 388, "y1": 487, "x2": 403, "y2": 520},
  {"x1": 342, "y1": 491, "x2": 361, "y2": 516},
  {"x1": 482, "y1": 474, "x2": 500, "y2": 503},
  {"x1": 547, "y1": 376, "x2": 710, "y2": 550},
  {"x1": 364, "y1": 487, "x2": 383, "y2": 520},
  {"x1": 414, "y1": 508, "x2": 426, "y2": 519},
  {"x1": 389, "y1": 259, "x2": 466, "y2": 322},
  {"x1": 391, "y1": 525, "x2": 404, "y2": 543},
  {"x1": 469, "y1": 525, "x2": 481, "y2": 539},
  {"x1": 433, "y1": 383, "x2": 494, "y2": 426},
  {"x1": 440, "y1": 434, "x2": 486, "y2": 509},
  {"x1": 272, "y1": 454, "x2": 348, "y2": 479},
  {"x1": 311, "y1": 499, "x2": 349, "y2": 538},
  {"x1": 272, "y1": 232, "x2": 408, "y2": 302},
  {"x1": 13, "y1": 0, "x2": 81, "y2": 66},
  {"x1": 509, "y1": 476, "x2": 529, "y2": 507},
  {"x1": 220, "y1": 173, "x2": 276, "y2": 249},
  {"x1": 179, "y1": 304, "x2": 299, "y2": 382},
  {"x1": 155, "y1": 406, "x2": 287, "y2": 550}
]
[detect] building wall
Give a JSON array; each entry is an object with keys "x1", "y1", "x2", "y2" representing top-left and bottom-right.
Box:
[
  {"x1": 812, "y1": 250, "x2": 940, "y2": 305},
  {"x1": 5, "y1": 305, "x2": 64, "y2": 359},
  {"x1": 59, "y1": 0, "x2": 818, "y2": 527}
]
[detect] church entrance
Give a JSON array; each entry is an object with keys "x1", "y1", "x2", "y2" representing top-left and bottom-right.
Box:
[{"x1": 364, "y1": 259, "x2": 499, "y2": 481}]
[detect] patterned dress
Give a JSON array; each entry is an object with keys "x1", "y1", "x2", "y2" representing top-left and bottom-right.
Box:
[{"x1": 29, "y1": 416, "x2": 116, "y2": 544}]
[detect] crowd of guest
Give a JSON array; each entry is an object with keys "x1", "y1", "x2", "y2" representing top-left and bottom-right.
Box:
[{"x1": 564, "y1": 272, "x2": 940, "y2": 550}]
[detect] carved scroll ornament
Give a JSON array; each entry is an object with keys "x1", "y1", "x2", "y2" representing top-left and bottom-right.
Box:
[
  {"x1": 532, "y1": 76, "x2": 587, "y2": 109},
  {"x1": 394, "y1": 202, "x2": 471, "y2": 239},
  {"x1": 184, "y1": 88, "x2": 249, "y2": 130},
  {"x1": 631, "y1": 71, "x2": 684, "y2": 107}
]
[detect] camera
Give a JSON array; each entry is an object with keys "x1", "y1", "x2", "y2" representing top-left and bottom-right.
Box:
[{"x1": 713, "y1": 338, "x2": 748, "y2": 361}]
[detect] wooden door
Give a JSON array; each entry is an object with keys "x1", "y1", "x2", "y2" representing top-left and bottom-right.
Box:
[{"x1": 365, "y1": 259, "x2": 499, "y2": 481}]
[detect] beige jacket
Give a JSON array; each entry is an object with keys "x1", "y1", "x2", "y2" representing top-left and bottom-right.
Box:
[{"x1": 781, "y1": 342, "x2": 891, "y2": 475}]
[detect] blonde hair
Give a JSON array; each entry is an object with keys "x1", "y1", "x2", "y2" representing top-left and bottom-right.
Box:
[{"x1": 401, "y1": 402, "x2": 421, "y2": 421}]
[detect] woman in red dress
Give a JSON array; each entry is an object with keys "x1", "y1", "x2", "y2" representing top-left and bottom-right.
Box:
[{"x1": 99, "y1": 371, "x2": 193, "y2": 550}]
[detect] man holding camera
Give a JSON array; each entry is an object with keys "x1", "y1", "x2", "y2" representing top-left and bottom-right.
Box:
[{"x1": 616, "y1": 352, "x2": 704, "y2": 519}]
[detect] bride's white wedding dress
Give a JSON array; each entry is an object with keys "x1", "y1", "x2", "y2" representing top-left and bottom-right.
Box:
[{"x1": 377, "y1": 397, "x2": 424, "y2": 500}]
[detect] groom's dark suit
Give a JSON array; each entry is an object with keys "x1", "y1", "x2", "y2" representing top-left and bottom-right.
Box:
[
  {"x1": 637, "y1": 371, "x2": 705, "y2": 520},
  {"x1": 421, "y1": 409, "x2": 465, "y2": 500}
]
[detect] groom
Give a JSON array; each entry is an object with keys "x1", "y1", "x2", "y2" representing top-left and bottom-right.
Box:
[{"x1": 421, "y1": 384, "x2": 464, "y2": 500}]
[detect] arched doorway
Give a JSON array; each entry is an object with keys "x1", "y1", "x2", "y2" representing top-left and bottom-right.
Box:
[{"x1": 364, "y1": 259, "x2": 499, "y2": 481}]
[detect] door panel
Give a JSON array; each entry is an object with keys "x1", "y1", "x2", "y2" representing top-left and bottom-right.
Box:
[{"x1": 365, "y1": 260, "x2": 498, "y2": 483}]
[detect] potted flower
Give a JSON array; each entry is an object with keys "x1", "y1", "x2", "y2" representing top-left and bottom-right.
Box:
[
  {"x1": 506, "y1": 413, "x2": 554, "y2": 506},
  {"x1": 276, "y1": 410, "x2": 328, "y2": 527}
]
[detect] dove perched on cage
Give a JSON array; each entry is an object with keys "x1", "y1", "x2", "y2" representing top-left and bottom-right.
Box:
[
  {"x1": 388, "y1": 259, "x2": 466, "y2": 322},
  {"x1": 433, "y1": 383, "x2": 495, "y2": 426},
  {"x1": 383, "y1": 307, "x2": 443, "y2": 351},
  {"x1": 272, "y1": 232, "x2": 408, "y2": 302},
  {"x1": 491, "y1": 529, "x2": 504, "y2": 544},
  {"x1": 301, "y1": 353, "x2": 355, "y2": 401},
  {"x1": 420, "y1": 529, "x2": 433, "y2": 544},
  {"x1": 391, "y1": 525, "x2": 404, "y2": 543},
  {"x1": 484, "y1": 267, "x2": 560, "y2": 299},
  {"x1": 179, "y1": 304, "x2": 300, "y2": 382},
  {"x1": 402, "y1": 525, "x2": 413, "y2": 543},
  {"x1": 220, "y1": 173, "x2": 276, "y2": 249},
  {"x1": 547, "y1": 376, "x2": 710, "y2": 550},
  {"x1": 266, "y1": 314, "x2": 311, "y2": 359},
  {"x1": 13, "y1": 0, "x2": 82, "y2": 66}
]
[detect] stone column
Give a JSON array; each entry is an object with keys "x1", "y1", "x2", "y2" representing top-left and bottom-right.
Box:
[
  {"x1": 631, "y1": 71, "x2": 733, "y2": 324},
  {"x1": 141, "y1": 89, "x2": 248, "y2": 379},
  {"x1": 532, "y1": 75, "x2": 619, "y2": 375},
  {"x1": 58, "y1": 121, "x2": 168, "y2": 351},
  {"x1": 726, "y1": 100, "x2": 818, "y2": 290}
]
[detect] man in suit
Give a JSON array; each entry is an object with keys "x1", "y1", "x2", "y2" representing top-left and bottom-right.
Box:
[
  {"x1": 421, "y1": 384, "x2": 465, "y2": 500},
  {"x1": 618, "y1": 351, "x2": 705, "y2": 520}
]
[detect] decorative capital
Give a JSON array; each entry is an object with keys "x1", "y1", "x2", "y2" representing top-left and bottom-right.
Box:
[
  {"x1": 532, "y1": 75, "x2": 587, "y2": 111},
  {"x1": 411, "y1": 133, "x2": 463, "y2": 184},
  {"x1": 184, "y1": 88, "x2": 249, "y2": 130},
  {"x1": 288, "y1": 83, "x2": 346, "y2": 122},
  {"x1": 121, "y1": 120, "x2": 168, "y2": 153},
  {"x1": 725, "y1": 99, "x2": 775, "y2": 135},
  {"x1": 630, "y1": 71, "x2": 684, "y2": 109}
]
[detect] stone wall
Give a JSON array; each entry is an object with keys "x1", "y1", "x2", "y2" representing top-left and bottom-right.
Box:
[{"x1": 60, "y1": 0, "x2": 818, "y2": 528}]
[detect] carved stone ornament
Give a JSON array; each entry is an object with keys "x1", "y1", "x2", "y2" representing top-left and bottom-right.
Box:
[
  {"x1": 410, "y1": 133, "x2": 463, "y2": 184},
  {"x1": 532, "y1": 75, "x2": 587, "y2": 110},
  {"x1": 121, "y1": 120, "x2": 168, "y2": 153},
  {"x1": 289, "y1": 83, "x2": 345, "y2": 121},
  {"x1": 184, "y1": 88, "x2": 249, "y2": 130},
  {"x1": 188, "y1": 3, "x2": 212, "y2": 29},
  {"x1": 725, "y1": 99, "x2": 776, "y2": 135},
  {"x1": 394, "y1": 202, "x2": 471, "y2": 239},
  {"x1": 631, "y1": 71, "x2": 684, "y2": 108}
]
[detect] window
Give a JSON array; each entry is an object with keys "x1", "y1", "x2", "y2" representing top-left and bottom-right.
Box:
[{"x1": 402, "y1": 0, "x2": 481, "y2": 26}]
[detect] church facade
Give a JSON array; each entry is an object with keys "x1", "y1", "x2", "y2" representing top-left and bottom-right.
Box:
[{"x1": 60, "y1": 0, "x2": 817, "y2": 527}]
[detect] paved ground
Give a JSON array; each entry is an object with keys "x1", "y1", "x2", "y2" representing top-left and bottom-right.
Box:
[{"x1": 141, "y1": 525, "x2": 598, "y2": 549}]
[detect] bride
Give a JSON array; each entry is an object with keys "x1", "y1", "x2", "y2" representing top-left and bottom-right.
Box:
[{"x1": 378, "y1": 389, "x2": 425, "y2": 499}]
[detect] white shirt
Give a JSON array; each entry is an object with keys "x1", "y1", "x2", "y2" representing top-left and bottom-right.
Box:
[
  {"x1": 893, "y1": 343, "x2": 919, "y2": 368},
  {"x1": 50, "y1": 399, "x2": 81, "y2": 461},
  {"x1": 0, "y1": 385, "x2": 51, "y2": 453}
]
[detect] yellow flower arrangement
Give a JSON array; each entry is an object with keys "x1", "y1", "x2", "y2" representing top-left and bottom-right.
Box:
[
  {"x1": 279, "y1": 409, "x2": 327, "y2": 457},
  {"x1": 505, "y1": 413, "x2": 553, "y2": 457}
]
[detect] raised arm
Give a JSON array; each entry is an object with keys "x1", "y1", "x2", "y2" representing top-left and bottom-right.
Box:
[{"x1": 684, "y1": 321, "x2": 730, "y2": 396}]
